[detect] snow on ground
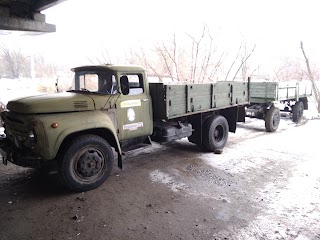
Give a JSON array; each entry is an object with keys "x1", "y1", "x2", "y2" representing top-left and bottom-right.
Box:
[
  {"x1": 0, "y1": 77, "x2": 72, "y2": 105},
  {"x1": 0, "y1": 78, "x2": 42, "y2": 104}
]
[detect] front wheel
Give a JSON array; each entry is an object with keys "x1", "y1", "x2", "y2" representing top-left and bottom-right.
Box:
[
  {"x1": 203, "y1": 115, "x2": 229, "y2": 153},
  {"x1": 265, "y1": 107, "x2": 280, "y2": 132},
  {"x1": 59, "y1": 135, "x2": 114, "y2": 192}
]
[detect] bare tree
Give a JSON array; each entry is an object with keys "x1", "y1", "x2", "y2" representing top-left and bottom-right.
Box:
[
  {"x1": 155, "y1": 34, "x2": 181, "y2": 80},
  {"x1": 127, "y1": 26, "x2": 256, "y2": 83},
  {"x1": 128, "y1": 48, "x2": 163, "y2": 81},
  {"x1": 187, "y1": 25, "x2": 206, "y2": 82},
  {"x1": 88, "y1": 49, "x2": 120, "y2": 65},
  {"x1": 274, "y1": 57, "x2": 307, "y2": 82},
  {"x1": 151, "y1": 25, "x2": 221, "y2": 83},
  {"x1": 225, "y1": 45, "x2": 242, "y2": 81},
  {"x1": 232, "y1": 44, "x2": 256, "y2": 81},
  {"x1": 208, "y1": 52, "x2": 225, "y2": 82},
  {"x1": 155, "y1": 44, "x2": 174, "y2": 80},
  {"x1": 300, "y1": 41, "x2": 320, "y2": 113},
  {"x1": 224, "y1": 42, "x2": 256, "y2": 81},
  {"x1": 0, "y1": 44, "x2": 29, "y2": 78},
  {"x1": 0, "y1": 44, "x2": 66, "y2": 79}
]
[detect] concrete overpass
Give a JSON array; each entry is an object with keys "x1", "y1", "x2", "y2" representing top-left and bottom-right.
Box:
[{"x1": 0, "y1": 0, "x2": 66, "y2": 34}]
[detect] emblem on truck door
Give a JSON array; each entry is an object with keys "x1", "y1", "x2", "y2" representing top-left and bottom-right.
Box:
[{"x1": 127, "y1": 108, "x2": 135, "y2": 121}]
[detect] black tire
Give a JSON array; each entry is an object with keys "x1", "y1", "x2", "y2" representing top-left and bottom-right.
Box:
[
  {"x1": 265, "y1": 107, "x2": 280, "y2": 132},
  {"x1": 292, "y1": 101, "x2": 304, "y2": 123},
  {"x1": 203, "y1": 115, "x2": 229, "y2": 153},
  {"x1": 59, "y1": 134, "x2": 114, "y2": 192}
]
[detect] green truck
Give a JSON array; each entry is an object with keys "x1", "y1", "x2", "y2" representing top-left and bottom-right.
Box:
[
  {"x1": 0, "y1": 65, "x2": 249, "y2": 191},
  {"x1": 246, "y1": 81, "x2": 312, "y2": 132}
]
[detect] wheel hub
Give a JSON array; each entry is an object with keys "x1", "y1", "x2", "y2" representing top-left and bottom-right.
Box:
[
  {"x1": 273, "y1": 113, "x2": 280, "y2": 126},
  {"x1": 78, "y1": 150, "x2": 103, "y2": 178},
  {"x1": 214, "y1": 125, "x2": 223, "y2": 141}
]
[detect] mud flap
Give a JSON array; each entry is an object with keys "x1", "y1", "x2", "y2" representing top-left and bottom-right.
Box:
[
  {"x1": 118, "y1": 152, "x2": 123, "y2": 170},
  {"x1": 220, "y1": 106, "x2": 239, "y2": 133},
  {"x1": 237, "y1": 106, "x2": 246, "y2": 122},
  {"x1": 144, "y1": 136, "x2": 152, "y2": 145},
  {"x1": 0, "y1": 138, "x2": 10, "y2": 165}
]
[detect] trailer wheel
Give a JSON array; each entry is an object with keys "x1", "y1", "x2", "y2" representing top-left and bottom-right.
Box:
[
  {"x1": 292, "y1": 101, "x2": 304, "y2": 123},
  {"x1": 203, "y1": 115, "x2": 229, "y2": 153},
  {"x1": 59, "y1": 135, "x2": 114, "y2": 192},
  {"x1": 265, "y1": 107, "x2": 280, "y2": 132}
]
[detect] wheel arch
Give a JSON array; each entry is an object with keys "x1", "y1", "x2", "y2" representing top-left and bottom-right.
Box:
[
  {"x1": 187, "y1": 107, "x2": 238, "y2": 146},
  {"x1": 56, "y1": 128, "x2": 122, "y2": 169},
  {"x1": 59, "y1": 134, "x2": 115, "y2": 191}
]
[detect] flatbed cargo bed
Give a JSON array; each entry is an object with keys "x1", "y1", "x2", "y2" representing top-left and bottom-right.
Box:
[
  {"x1": 246, "y1": 80, "x2": 312, "y2": 132},
  {"x1": 250, "y1": 81, "x2": 312, "y2": 104},
  {"x1": 150, "y1": 81, "x2": 249, "y2": 120}
]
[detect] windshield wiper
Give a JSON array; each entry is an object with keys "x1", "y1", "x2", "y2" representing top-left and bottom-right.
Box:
[{"x1": 68, "y1": 89, "x2": 93, "y2": 93}]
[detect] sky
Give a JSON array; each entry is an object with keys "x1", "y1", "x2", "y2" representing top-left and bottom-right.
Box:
[{"x1": 1, "y1": 0, "x2": 320, "y2": 72}]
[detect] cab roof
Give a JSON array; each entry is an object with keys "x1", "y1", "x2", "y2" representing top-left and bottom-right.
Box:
[{"x1": 71, "y1": 64, "x2": 145, "y2": 73}]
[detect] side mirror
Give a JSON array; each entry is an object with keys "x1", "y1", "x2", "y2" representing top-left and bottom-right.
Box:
[{"x1": 120, "y1": 76, "x2": 129, "y2": 95}]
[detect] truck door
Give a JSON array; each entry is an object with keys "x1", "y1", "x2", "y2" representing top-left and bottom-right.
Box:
[{"x1": 117, "y1": 73, "x2": 152, "y2": 141}]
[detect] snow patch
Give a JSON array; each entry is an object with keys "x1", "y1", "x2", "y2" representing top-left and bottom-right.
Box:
[
  {"x1": 149, "y1": 170, "x2": 186, "y2": 192},
  {"x1": 236, "y1": 150, "x2": 320, "y2": 239},
  {"x1": 199, "y1": 150, "x2": 271, "y2": 175}
]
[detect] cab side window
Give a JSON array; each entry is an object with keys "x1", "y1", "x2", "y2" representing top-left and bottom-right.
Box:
[{"x1": 121, "y1": 74, "x2": 144, "y2": 95}]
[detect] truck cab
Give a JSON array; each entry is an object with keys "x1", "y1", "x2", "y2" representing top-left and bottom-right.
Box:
[
  {"x1": 0, "y1": 65, "x2": 154, "y2": 191},
  {"x1": 71, "y1": 65, "x2": 153, "y2": 142}
]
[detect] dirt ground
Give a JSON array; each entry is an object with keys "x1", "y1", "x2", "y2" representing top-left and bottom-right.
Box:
[{"x1": 0, "y1": 116, "x2": 320, "y2": 240}]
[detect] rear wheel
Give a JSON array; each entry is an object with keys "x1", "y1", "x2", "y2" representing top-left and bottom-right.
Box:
[
  {"x1": 265, "y1": 107, "x2": 280, "y2": 132},
  {"x1": 292, "y1": 101, "x2": 304, "y2": 123},
  {"x1": 203, "y1": 115, "x2": 229, "y2": 153},
  {"x1": 59, "y1": 135, "x2": 114, "y2": 192}
]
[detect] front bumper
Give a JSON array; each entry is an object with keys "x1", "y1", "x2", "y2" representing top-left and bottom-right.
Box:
[{"x1": 0, "y1": 136, "x2": 42, "y2": 168}]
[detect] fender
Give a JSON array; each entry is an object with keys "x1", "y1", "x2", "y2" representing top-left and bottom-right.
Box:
[{"x1": 35, "y1": 111, "x2": 122, "y2": 168}]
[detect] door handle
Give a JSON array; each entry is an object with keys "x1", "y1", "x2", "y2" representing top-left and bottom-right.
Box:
[{"x1": 142, "y1": 99, "x2": 149, "y2": 102}]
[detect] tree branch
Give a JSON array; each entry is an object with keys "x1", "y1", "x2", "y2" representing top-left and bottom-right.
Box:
[{"x1": 232, "y1": 44, "x2": 256, "y2": 81}]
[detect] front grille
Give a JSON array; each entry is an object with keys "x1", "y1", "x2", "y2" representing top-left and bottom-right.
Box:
[
  {"x1": 5, "y1": 112, "x2": 30, "y2": 144},
  {"x1": 6, "y1": 115, "x2": 24, "y2": 124}
]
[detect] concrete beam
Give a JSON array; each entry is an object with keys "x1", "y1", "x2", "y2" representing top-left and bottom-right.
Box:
[
  {"x1": 0, "y1": 15, "x2": 56, "y2": 33},
  {"x1": 33, "y1": 0, "x2": 67, "y2": 11},
  {"x1": 0, "y1": 5, "x2": 55, "y2": 33}
]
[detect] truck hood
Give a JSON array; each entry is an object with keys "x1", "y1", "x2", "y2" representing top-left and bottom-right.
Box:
[{"x1": 7, "y1": 92, "x2": 96, "y2": 114}]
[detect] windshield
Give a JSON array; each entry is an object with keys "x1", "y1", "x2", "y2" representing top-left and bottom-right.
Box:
[{"x1": 69, "y1": 71, "x2": 118, "y2": 94}]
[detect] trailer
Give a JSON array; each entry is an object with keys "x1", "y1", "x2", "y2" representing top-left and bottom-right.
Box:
[{"x1": 246, "y1": 81, "x2": 312, "y2": 132}]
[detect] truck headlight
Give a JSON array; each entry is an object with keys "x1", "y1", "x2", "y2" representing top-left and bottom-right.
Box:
[
  {"x1": 28, "y1": 131, "x2": 35, "y2": 139},
  {"x1": 26, "y1": 130, "x2": 36, "y2": 149}
]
